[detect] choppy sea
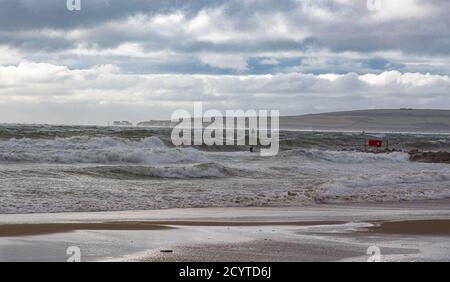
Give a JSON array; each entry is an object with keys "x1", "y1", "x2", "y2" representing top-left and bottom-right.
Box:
[{"x1": 0, "y1": 124, "x2": 449, "y2": 214}]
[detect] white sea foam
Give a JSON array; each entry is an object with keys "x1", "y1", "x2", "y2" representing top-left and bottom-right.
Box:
[
  {"x1": 0, "y1": 137, "x2": 207, "y2": 165},
  {"x1": 0, "y1": 130, "x2": 449, "y2": 214},
  {"x1": 317, "y1": 164, "x2": 450, "y2": 203},
  {"x1": 73, "y1": 163, "x2": 232, "y2": 179},
  {"x1": 280, "y1": 149, "x2": 410, "y2": 163}
]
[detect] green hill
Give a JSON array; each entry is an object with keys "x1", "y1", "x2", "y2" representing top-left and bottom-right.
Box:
[{"x1": 281, "y1": 109, "x2": 450, "y2": 133}]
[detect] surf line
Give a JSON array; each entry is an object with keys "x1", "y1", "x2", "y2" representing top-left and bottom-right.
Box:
[{"x1": 170, "y1": 102, "x2": 280, "y2": 156}]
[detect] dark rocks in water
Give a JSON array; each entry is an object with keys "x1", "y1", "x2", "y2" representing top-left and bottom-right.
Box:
[
  {"x1": 409, "y1": 150, "x2": 450, "y2": 164},
  {"x1": 160, "y1": 250, "x2": 173, "y2": 253}
]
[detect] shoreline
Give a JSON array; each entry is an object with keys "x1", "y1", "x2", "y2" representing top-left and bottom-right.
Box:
[
  {"x1": 0, "y1": 201, "x2": 449, "y2": 262},
  {"x1": 1, "y1": 198, "x2": 449, "y2": 217},
  {"x1": 0, "y1": 221, "x2": 349, "y2": 238},
  {"x1": 367, "y1": 220, "x2": 450, "y2": 236},
  {"x1": 3, "y1": 219, "x2": 450, "y2": 238}
]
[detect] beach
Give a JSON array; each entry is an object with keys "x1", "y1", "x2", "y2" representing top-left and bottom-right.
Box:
[
  {"x1": 1, "y1": 0, "x2": 450, "y2": 266},
  {"x1": 0, "y1": 125, "x2": 449, "y2": 262},
  {"x1": 0, "y1": 201, "x2": 449, "y2": 262}
]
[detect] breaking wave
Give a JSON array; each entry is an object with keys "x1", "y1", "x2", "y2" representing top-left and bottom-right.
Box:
[
  {"x1": 64, "y1": 163, "x2": 235, "y2": 179},
  {"x1": 0, "y1": 136, "x2": 207, "y2": 165}
]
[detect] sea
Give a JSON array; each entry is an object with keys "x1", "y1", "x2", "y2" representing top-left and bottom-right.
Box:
[{"x1": 0, "y1": 124, "x2": 449, "y2": 214}]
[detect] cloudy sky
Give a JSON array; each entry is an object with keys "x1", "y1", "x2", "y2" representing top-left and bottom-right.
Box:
[{"x1": 0, "y1": 0, "x2": 449, "y2": 125}]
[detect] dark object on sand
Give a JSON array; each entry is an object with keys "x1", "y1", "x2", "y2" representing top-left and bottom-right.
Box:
[
  {"x1": 160, "y1": 250, "x2": 173, "y2": 253},
  {"x1": 409, "y1": 150, "x2": 450, "y2": 164}
]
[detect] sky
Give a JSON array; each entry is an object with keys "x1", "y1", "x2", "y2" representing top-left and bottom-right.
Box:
[{"x1": 0, "y1": 0, "x2": 449, "y2": 125}]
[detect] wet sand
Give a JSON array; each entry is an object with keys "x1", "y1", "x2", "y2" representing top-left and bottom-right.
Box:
[
  {"x1": 0, "y1": 201, "x2": 449, "y2": 262},
  {"x1": 2, "y1": 219, "x2": 450, "y2": 237},
  {"x1": 0, "y1": 222, "x2": 173, "y2": 237},
  {"x1": 0, "y1": 221, "x2": 345, "y2": 237},
  {"x1": 367, "y1": 220, "x2": 450, "y2": 236}
]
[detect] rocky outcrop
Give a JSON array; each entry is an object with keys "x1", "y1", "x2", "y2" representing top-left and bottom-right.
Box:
[{"x1": 409, "y1": 150, "x2": 450, "y2": 164}]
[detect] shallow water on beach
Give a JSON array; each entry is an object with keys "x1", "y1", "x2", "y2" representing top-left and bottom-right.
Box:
[{"x1": 0, "y1": 124, "x2": 449, "y2": 214}]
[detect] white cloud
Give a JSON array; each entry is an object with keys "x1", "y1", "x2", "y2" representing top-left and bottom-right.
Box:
[
  {"x1": 198, "y1": 53, "x2": 248, "y2": 72},
  {"x1": 370, "y1": 0, "x2": 435, "y2": 21},
  {"x1": 0, "y1": 0, "x2": 448, "y2": 124},
  {"x1": 359, "y1": 71, "x2": 450, "y2": 87},
  {"x1": 0, "y1": 62, "x2": 448, "y2": 124},
  {"x1": 0, "y1": 46, "x2": 23, "y2": 65}
]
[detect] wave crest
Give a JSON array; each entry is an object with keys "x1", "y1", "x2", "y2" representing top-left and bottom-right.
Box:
[
  {"x1": 0, "y1": 136, "x2": 207, "y2": 165},
  {"x1": 63, "y1": 163, "x2": 233, "y2": 179}
]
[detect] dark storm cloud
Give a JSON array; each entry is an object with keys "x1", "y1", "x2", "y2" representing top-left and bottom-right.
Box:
[
  {"x1": 0, "y1": 0, "x2": 222, "y2": 30},
  {"x1": 0, "y1": 0, "x2": 449, "y2": 74},
  {"x1": 0, "y1": 0, "x2": 445, "y2": 53}
]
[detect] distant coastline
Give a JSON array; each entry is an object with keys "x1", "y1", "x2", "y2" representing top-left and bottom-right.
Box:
[
  {"x1": 134, "y1": 109, "x2": 450, "y2": 134},
  {"x1": 1, "y1": 109, "x2": 449, "y2": 134}
]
